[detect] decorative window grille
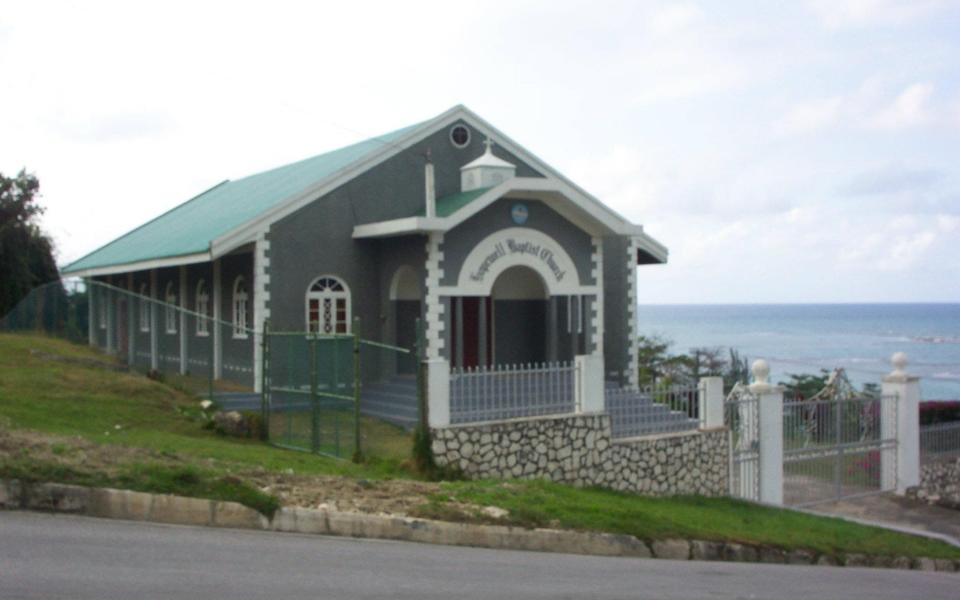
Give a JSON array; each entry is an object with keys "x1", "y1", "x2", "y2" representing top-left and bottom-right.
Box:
[
  {"x1": 164, "y1": 282, "x2": 177, "y2": 334},
  {"x1": 232, "y1": 276, "x2": 249, "y2": 338},
  {"x1": 306, "y1": 276, "x2": 350, "y2": 334},
  {"x1": 139, "y1": 283, "x2": 150, "y2": 332},
  {"x1": 195, "y1": 279, "x2": 210, "y2": 336}
]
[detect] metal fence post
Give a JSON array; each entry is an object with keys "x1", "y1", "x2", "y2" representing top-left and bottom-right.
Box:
[
  {"x1": 352, "y1": 316, "x2": 362, "y2": 461},
  {"x1": 415, "y1": 318, "x2": 428, "y2": 431},
  {"x1": 310, "y1": 333, "x2": 319, "y2": 454},
  {"x1": 260, "y1": 320, "x2": 270, "y2": 442}
]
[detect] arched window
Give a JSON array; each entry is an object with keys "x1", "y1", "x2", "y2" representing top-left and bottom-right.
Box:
[
  {"x1": 164, "y1": 281, "x2": 177, "y2": 334},
  {"x1": 306, "y1": 276, "x2": 350, "y2": 334},
  {"x1": 195, "y1": 279, "x2": 210, "y2": 337},
  {"x1": 232, "y1": 276, "x2": 249, "y2": 339},
  {"x1": 139, "y1": 283, "x2": 150, "y2": 332}
]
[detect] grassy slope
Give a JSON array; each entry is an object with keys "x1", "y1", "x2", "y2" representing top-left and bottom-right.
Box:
[{"x1": 1, "y1": 333, "x2": 958, "y2": 560}]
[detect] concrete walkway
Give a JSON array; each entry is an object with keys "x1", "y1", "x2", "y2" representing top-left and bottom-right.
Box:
[{"x1": 809, "y1": 494, "x2": 960, "y2": 545}]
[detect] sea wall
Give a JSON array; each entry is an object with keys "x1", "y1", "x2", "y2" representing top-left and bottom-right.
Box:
[{"x1": 431, "y1": 413, "x2": 728, "y2": 496}]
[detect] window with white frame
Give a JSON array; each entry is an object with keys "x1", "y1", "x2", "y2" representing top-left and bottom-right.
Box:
[
  {"x1": 164, "y1": 282, "x2": 177, "y2": 334},
  {"x1": 195, "y1": 279, "x2": 210, "y2": 337},
  {"x1": 232, "y1": 276, "x2": 248, "y2": 338},
  {"x1": 139, "y1": 283, "x2": 150, "y2": 332},
  {"x1": 306, "y1": 276, "x2": 350, "y2": 334}
]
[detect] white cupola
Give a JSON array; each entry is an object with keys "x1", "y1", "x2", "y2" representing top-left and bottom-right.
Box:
[{"x1": 460, "y1": 138, "x2": 516, "y2": 192}]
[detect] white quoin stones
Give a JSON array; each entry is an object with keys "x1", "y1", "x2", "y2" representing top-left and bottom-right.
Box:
[{"x1": 460, "y1": 138, "x2": 516, "y2": 192}]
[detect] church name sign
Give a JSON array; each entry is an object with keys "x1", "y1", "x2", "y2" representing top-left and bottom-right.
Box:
[{"x1": 469, "y1": 238, "x2": 566, "y2": 282}]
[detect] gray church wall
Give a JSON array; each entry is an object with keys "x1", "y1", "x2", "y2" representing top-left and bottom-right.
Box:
[
  {"x1": 269, "y1": 121, "x2": 543, "y2": 350},
  {"x1": 603, "y1": 236, "x2": 630, "y2": 384},
  {"x1": 130, "y1": 270, "x2": 152, "y2": 370},
  {"x1": 184, "y1": 262, "x2": 213, "y2": 377},
  {"x1": 219, "y1": 251, "x2": 254, "y2": 388},
  {"x1": 439, "y1": 198, "x2": 595, "y2": 289},
  {"x1": 156, "y1": 266, "x2": 181, "y2": 373}
]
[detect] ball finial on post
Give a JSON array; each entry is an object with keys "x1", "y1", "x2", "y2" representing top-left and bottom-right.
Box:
[
  {"x1": 891, "y1": 352, "x2": 908, "y2": 377},
  {"x1": 751, "y1": 359, "x2": 770, "y2": 386}
]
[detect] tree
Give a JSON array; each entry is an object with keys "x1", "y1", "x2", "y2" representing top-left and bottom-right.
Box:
[{"x1": 0, "y1": 170, "x2": 60, "y2": 318}]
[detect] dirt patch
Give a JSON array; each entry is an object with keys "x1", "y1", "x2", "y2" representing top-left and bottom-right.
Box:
[{"x1": 0, "y1": 424, "x2": 451, "y2": 517}]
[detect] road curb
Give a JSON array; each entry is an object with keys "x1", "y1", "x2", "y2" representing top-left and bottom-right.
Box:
[{"x1": 1, "y1": 479, "x2": 957, "y2": 572}]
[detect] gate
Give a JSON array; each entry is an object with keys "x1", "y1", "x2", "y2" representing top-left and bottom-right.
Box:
[
  {"x1": 724, "y1": 382, "x2": 760, "y2": 501},
  {"x1": 782, "y1": 370, "x2": 898, "y2": 507}
]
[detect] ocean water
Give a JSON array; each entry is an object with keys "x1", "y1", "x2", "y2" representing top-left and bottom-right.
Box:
[{"x1": 635, "y1": 304, "x2": 960, "y2": 401}]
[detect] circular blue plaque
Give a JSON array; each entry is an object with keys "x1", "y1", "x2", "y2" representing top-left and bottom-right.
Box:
[{"x1": 511, "y1": 203, "x2": 529, "y2": 225}]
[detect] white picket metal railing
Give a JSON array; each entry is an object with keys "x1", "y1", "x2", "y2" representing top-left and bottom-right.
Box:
[
  {"x1": 921, "y1": 421, "x2": 960, "y2": 461},
  {"x1": 449, "y1": 361, "x2": 577, "y2": 424}
]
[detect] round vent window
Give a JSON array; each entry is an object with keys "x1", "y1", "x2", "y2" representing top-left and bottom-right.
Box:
[{"x1": 450, "y1": 125, "x2": 470, "y2": 148}]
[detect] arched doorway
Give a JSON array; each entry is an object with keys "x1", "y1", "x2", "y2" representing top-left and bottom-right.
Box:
[
  {"x1": 450, "y1": 265, "x2": 549, "y2": 368},
  {"x1": 491, "y1": 265, "x2": 548, "y2": 365},
  {"x1": 390, "y1": 266, "x2": 421, "y2": 372}
]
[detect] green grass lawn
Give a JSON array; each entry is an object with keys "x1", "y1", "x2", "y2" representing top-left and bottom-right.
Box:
[{"x1": 2, "y1": 332, "x2": 959, "y2": 561}]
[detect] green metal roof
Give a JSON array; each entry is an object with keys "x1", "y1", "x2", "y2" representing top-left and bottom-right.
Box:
[
  {"x1": 420, "y1": 187, "x2": 492, "y2": 218},
  {"x1": 62, "y1": 121, "x2": 425, "y2": 274}
]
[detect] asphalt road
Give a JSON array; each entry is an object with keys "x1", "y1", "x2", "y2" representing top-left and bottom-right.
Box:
[{"x1": 1, "y1": 511, "x2": 957, "y2": 599}]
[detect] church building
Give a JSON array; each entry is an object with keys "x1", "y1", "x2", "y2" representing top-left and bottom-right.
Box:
[{"x1": 63, "y1": 105, "x2": 667, "y2": 394}]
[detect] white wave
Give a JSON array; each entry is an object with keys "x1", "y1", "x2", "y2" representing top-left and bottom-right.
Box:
[
  {"x1": 931, "y1": 371, "x2": 960, "y2": 381},
  {"x1": 912, "y1": 335, "x2": 960, "y2": 344}
]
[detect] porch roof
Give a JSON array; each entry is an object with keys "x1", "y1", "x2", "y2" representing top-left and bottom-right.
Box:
[{"x1": 352, "y1": 177, "x2": 669, "y2": 264}]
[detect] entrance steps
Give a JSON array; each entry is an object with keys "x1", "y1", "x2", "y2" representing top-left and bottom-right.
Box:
[{"x1": 604, "y1": 383, "x2": 700, "y2": 438}]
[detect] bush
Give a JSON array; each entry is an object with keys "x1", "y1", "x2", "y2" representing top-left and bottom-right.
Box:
[{"x1": 920, "y1": 401, "x2": 960, "y2": 425}]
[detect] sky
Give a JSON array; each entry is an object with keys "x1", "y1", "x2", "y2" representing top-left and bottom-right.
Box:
[{"x1": 2, "y1": 0, "x2": 958, "y2": 304}]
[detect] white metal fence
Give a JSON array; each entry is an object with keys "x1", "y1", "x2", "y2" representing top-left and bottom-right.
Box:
[
  {"x1": 921, "y1": 421, "x2": 960, "y2": 461},
  {"x1": 449, "y1": 361, "x2": 577, "y2": 424},
  {"x1": 605, "y1": 383, "x2": 701, "y2": 439},
  {"x1": 724, "y1": 383, "x2": 761, "y2": 501}
]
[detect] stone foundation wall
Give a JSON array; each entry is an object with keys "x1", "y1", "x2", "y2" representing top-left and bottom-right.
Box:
[
  {"x1": 909, "y1": 457, "x2": 960, "y2": 509},
  {"x1": 431, "y1": 413, "x2": 729, "y2": 496}
]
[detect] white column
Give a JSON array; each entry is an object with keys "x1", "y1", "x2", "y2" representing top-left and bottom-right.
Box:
[
  {"x1": 212, "y1": 259, "x2": 222, "y2": 380},
  {"x1": 426, "y1": 358, "x2": 450, "y2": 427},
  {"x1": 750, "y1": 360, "x2": 784, "y2": 506},
  {"x1": 882, "y1": 352, "x2": 920, "y2": 495},
  {"x1": 179, "y1": 266, "x2": 188, "y2": 375},
  {"x1": 699, "y1": 375, "x2": 725, "y2": 429},
  {"x1": 575, "y1": 354, "x2": 605, "y2": 414},
  {"x1": 150, "y1": 269, "x2": 159, "y2": 371},
  {"x1": 424, "y1": 233, "x2": 445, "y2": 360}
]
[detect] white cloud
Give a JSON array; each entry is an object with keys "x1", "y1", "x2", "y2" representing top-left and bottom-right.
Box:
[
  {"x1": 868, "y1": 83, "x2": 934, "y2": 129},
  {"x1": 775, "y1": 81, "x2": 938, "y2": 135},
  {"x1": 806, "y1": 0, "x2": 951, "y2": 29}
]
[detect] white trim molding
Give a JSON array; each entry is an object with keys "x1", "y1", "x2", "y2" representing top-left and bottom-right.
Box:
[
  {"x1": 65, "y1": 252, "x2": 210, "y2": 279},
  {"x1": 444, "y1": 227, "x2": 591, "y2": 297}
]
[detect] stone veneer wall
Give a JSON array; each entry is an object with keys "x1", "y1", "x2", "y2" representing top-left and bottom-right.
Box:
[
  {"x1": 908, "y1": 457, "x2": 960, "y2": 510},
  {"x1": 431, "y1": 413, "x2": 729, "y2": 496}
]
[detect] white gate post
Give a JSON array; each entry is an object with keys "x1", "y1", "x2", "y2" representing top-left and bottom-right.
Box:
[
  {"x1": 750, "y1": 360, "x2": 784, "y2": 505},
  {"x1": 699, "y1": 376, "x2": 724, "y2": 429},
  {"x1": 426, "y1": 358, "x2": 450, "y2": 428},
  {"x1": 881, "y1": 352, "x2": 920, "y2": 495},
  {"x1": 575, "y1": 354, "x2": 605, "y2": 414}
]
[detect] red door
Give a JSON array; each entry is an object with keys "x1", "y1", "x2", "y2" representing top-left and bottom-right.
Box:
[{"x1": 450, "y1": 297, "x2": 493, "y2": 368}]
